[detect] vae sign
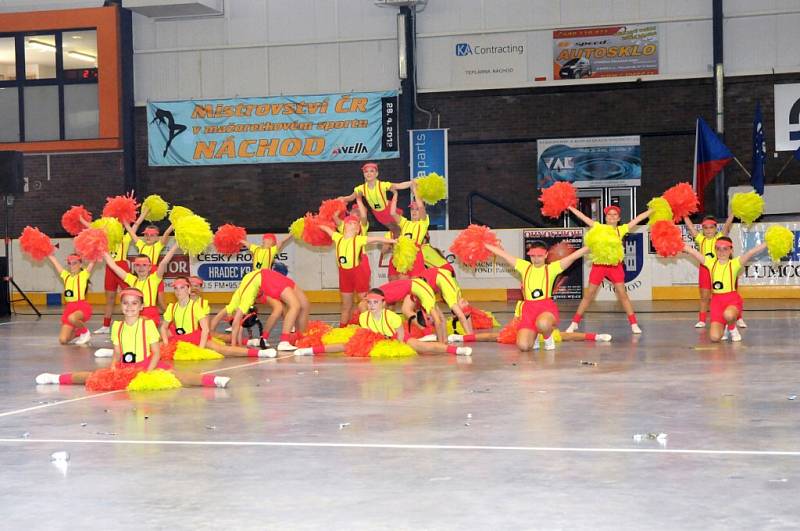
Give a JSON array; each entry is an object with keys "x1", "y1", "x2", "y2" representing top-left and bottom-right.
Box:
[
  {"x1": 409, "y1": 128, "x2": 448, "y2": 229},
  {"x1": 147, "y1": 91, "x2": 399, "y2": 166},
  {"x1": 553, "y1": 24, "x2": 658, "y2": 80},
  {"x1": 537, "y1": 136, "x2": 642, "y2": 189}
]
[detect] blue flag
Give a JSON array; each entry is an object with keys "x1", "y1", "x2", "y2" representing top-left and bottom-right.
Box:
[
  {"x1": 794, "y1": 145, "x2": 800, "y2": 162},
  {"x1": 751, "y1": 102, "x2": 766, "y2": 194}
]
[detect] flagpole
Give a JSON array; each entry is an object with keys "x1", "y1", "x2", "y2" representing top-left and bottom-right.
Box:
[
  {"x1": 775, "y1": 155, "x2": 795, "y2": 178},
  {"x1": 732, "y1": 156, "x2": 751, "y2": 178}
]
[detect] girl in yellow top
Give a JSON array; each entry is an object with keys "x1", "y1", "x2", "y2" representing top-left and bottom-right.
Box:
[
  {"x1": 682, "y1": 237, "x2": 766, "y2": 342},
  {"x1": 319, "y1": 215, "x2": 394, "y2": 328},
  {"x1": 485, "y1": 241, "x2": 589, "y2": 351},
  {"x1": 293, "y1": 289, "x2": 473, "y2": 356},
  {"x1": 338, "y1": 162, "x2": 413, "y2": 228},
  {"x1": 158, "y1": 277, "x2": 275, "y2": 358},
  {"x1": 46, "y1": 253, "x2": 96, "y2": 345},
  {"x1": 565, "y1": 204, "x2": 652, "y2": 335},
  {"x1": 390, "y1": 180, "x2": 429, "y2": 277},
  {"x1": 421, "y1": 233, "x2": 456, "y2": 276},
  {"x1": 126, "y1": 205, "x2": 175, "y2": 312},
  {"x1": 36, "y1": 288, "x2": 230, "y2": 388},
  {"x1": 682, "y1": 211, "x2": 739, "y2": 328}
]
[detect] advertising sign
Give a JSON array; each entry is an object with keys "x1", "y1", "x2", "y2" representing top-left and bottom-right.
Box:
[
  {"x1": 537, "y1": 136, "x2": 641, "y2": 189},
  {"x1": 522, "y1": 228, "x2": 584, "y2": 300},
  {"x1": 774, "y1": 83, "x2": 800, "y2": 151},
  {"x1": 553, "y1": 24, "x2": 658, "y2": 80},
  {"x1": 148, "y1": 91, "x2": 399, "y2": 166},
  {"x1": 409, "y1": 128, "x2": 448, "y2": 230},
  {"x1": 451, "y1": 33, "x2": 528, "y2": 87},
  {"x1": 737, "y1": 223, "x2": 800, "y2": 286}
]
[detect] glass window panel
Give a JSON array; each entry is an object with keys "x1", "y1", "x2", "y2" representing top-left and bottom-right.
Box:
[
  {"x1": 24, "y1": 85, "x2": 59, "y2": 141},
  {"x1": 0, "y1": 88, "x2": 20, "y2": 142},
  {"x1": 24, "y1": 34, "x2": 56, "y2": 80},
  {"x1": 64, "y1": 83, "x2": 98, "y2": 139},
  {"x1": 0, "y1": 37, "x2": 15, "y2": 81},
  {"x1": 62, "y1": 30, "x2": 97, "y2": 71}
]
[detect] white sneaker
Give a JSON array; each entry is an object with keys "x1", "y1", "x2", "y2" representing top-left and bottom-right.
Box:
[
  {"x1": 224, "y1": 326, "x2": 232, "y2": 333},
  {"x1": 595, "y1": 333, "x2": 612, "y2": 342},
  {"x1": 455, "y1": 346, "x2": 472, "y2": 356},
  {"x1": 736, "y1": 318, "x2": 747, "y2": 328},
  {"x1": 35, "y1": 373, "x2": 60, "y2": 385},
  {"x1": 214, "y1": 376, "x2": 230, "y2": 388},
  {"x1": 631, "y1": 324, "x2": 642, "y2": 334},
  {"x1": 258, "y1": 348, "x2": 277, "y2": 358},
  {"x1": 93, "y1": 325, "x2": 110, "y2": 334},
  {"x1": 565, "y1": 322, "x2": 579, "y2": 333},
  {"x1": 721, "y1": 328, "x2": 730, "y2": 341},
  {"x1": 532, "y1": 338, "x2": 540, "y2": 350},
  {"x1": 543, "y1": 335, "x2": 556, "y2": 350},
  {"x1": 694, "y1": 321, "x2": 706, "y2": 328},
  {"x1": 247, "y1": 338, "x2": 270, "y2": 348},
  {"x1": 73, "y1": 330, "x2": 92, "y2": 346},
  {"x1": 277, "y1": 341, "x2": 296, "y2": 352},
  {"x1": 94, "y1": 348, "x2": 114, "y2": 358},
  {"x1": 294, "y1": 347, "x2": 314, "y2": 356},
  {"x1": 447, "y1": 334, "x2": 464, "y2": 342},
  {"x1": 729, "y1": 327, "x2": 742, "y2": 342},
  {"x1": 418, "y1": 334, "x2": 437, "y2": 342}
]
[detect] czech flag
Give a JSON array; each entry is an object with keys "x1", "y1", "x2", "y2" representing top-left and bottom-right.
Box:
[{"x1": 693, "y1": 117, "x2": 733, "y2": 211}]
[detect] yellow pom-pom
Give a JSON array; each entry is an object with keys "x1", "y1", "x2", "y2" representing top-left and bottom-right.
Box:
[
  {"x1": 289, "y1": 217, "x2": 305, "y2": 242},
  {"x1": 173, "y1": 341, "x2": 224, "y2": 361},
  {"x1": 392, "y1": 237, "x2": 419, "y2": 273},
  {"x1": 169, "y1": 205, "x2": 194, "y2": 225},
  {"x1": 647, "y1": 197, "x2": 674, "y2": 226},
  {"x1": 126, "y1": 369, "x2": 183, "y2": 391},
  {"x1": 90, "y1": 217, "x2": 124, "y2": 252},
  {"x1": 322, "y1": 326, "x2": 358, "y2": 345},
  {"x1": 585, "y1": 223, "x2": 624, "y2": 265},
  {"x1": 415, "y1": 173, "x2": 447, "y2": 205},
  {"x1": 731, "y1": 191, "x2": 764, "y2": 225},
  {"x1": 369, "y1": 339, "x2": 417, "y2": 358},
  {"x1": 765, "y1": 225, "x2": 795, "y2": 262},
  {"x1": 143, "y1": 194, "x2": 169, "y2": 222},
  {"x1": 175, "y1": 214, "x2": 213, "y2": 255}
]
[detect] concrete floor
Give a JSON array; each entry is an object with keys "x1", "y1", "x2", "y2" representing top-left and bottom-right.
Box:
[{"x1": 1, "y1": 301, "x2": 799, "y2": 530}]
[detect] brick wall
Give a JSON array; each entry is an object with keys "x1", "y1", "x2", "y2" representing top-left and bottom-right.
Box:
[{"x1": 7, "y1": 72, "x2": 800, "y2": 236}]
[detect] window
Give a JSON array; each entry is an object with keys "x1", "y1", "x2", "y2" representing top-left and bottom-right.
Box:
[
  {"x1": 24, "y1": 34, "x2": 56, "y2": 80},
  {"x1": 0, "y1": 37, "x2": 15, "y2": 81}
]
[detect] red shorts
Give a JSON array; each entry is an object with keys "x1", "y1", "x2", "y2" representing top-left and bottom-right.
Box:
[
  {"x1": 339, "y1": 258, "x2": 371, "y2": 294},
  {"x1": 518, "y1": 299, "x2": 559, "y2": 330},
  {"x1": 61, "y1": 300, "x2": 93, "y2": 327},
  {"x1": 174, "y1": 328, "x2": 203, "y2": 346},
  {"x1": 698, "y1": 265, "x2": 712, "y2": 290},
  {"x1": 260, "y1": 269, "x2": 296, "y2": 300},
  {"x1": 124, "y1": 356, "x2": 173, "y2": 371},
  {"x1": 710, "y1": 291, "x2": 743, "y2": 325},
  {"x1": 372, "y1": 207, "x2": 394, "y2": 227},
  {"x1": 104, "y1": 261, "x2": 130, "y2": 291},
  {"x1": 142, "y1": 306, "x2": 160, "y2": 325},
  {"x1": 380, "y1": 279, "x2": 411, "y2": 305},
  {"x1": 589, "y1": 263, "x2": 625, "y2": 285}
]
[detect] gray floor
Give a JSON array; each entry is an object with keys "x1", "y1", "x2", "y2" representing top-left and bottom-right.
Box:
[{"x1": 1, "y1": 301, "x2": 799, "y2": 530}]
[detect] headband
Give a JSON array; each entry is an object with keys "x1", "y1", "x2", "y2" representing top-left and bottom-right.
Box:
[
  {"x1": 133, "y1": 257, "x2": 151, "y2": 265},
  {"x1": 715, "y1": 243, "x2": 732, "y2": 250},
  {"x1": 343, "y1": 215, "x2": 360, "y2": 225},
  {"x1": 701, "y1": 220, "x2": 717, "y2": 228},
  {"x1": 365, "y1": 293, "x2": 384, "y2": 301},
  {"x1": 172, "y1": 278, "x2": 190, "y2": 288},
  {"x1": 66, "y1": 254, "x2": 81, "y2": 262},
  {"x1": 361, "y1": 162, "x2": 378, "y2": 171},
  {"x1": 527, "y1": 247, "x2": 548, "y2": 257},
  {"x1": 188, "y1": 277, "x2": 204, "y2": 286},
  {"x1": 119, "y1": 288, "x2": 144, "y2": 300},
  {"x1": 603, "y1": 205, "x2": 621, "y2": 216},
  {"x1": 262, "y1": 233, "x2": 276, "y2": 241},
  {"x1": 143, "y1": 227, "x2": 160, "y2": 236}
]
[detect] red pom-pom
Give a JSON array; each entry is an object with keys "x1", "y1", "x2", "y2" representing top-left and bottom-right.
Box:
[
  {"x1": 85, "y1": 367, "x2": 140, "y2": 391},
  {"x1": 61, "y1": 205, "x2": 93, "y2": 236},
  {"x1": 302, "y1": 213, "x2": 334, "y2": 247},
  {"x1": 295, "y1": 321, "x2": 332, "y2": 348},
  {"x1": 102, "y1": 194, "x2": 139, "y2": 224},
  {"x1": 662, "y1": 183, "x2": 698, "y2": 221},
  {"x1": 344, "y1": 328, "x2": 384, "y2": 357},
  {"x1": 449, "y1": 224, "x2": 500, "y2": 267},
  {"x1": 539, "y1": 182, "x2": 577, "y2": 219},
  {"x1": 650, "y1": 220, "x2": 684, "y2": 257},
  {"x1": 318, "y1": 199, "x2": 347, "y2": 223},
  {"x1": 464, "y1": 305, "x2": 495, "y2": 330},
  {"x1": 74, "y1": 228, "x2": 108, "y2": 262},
  {"x1": 497, "y1": 317, "x2": 521, "y2": 344},
  {"x1": 19, "y1": 226, "x2": 54, "y2": 261},
  {"x1": 214, "y1": 224, "x2": 246, "y2": 255}
]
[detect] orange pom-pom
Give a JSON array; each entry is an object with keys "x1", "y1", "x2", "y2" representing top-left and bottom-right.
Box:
[
  {"x1": 214, "y1": 224, "x2": 246, "y2": 255},
  {"x1": 19, "y1": 226, "x2": 54, "y2": 261},
  {"x1": 344, "y1": 328, "x2": 384, "y2": 357},
  {"x1": 663, "y1": 182, "x2": 698, "y2": 221},
  {"x1": 102, "y1": 194, "x2": 139, "y2": 224},
  {"x1": 650, "y1": 220, "x2": 684, "y2": 257},
  {"x1": 61, "y1": 205, "x2": 93, "y2": 236},
  {"x1": 539, "y1": 182, "x2": 577, "y2": 219},
  {"x1": 159, "y1": 339, "x2": 178, "y2": 361},
  {"x1": 497, "y1": 317, "x2": 521, "y2": 344},
  {"x1": 302, "y1": 214, "x2": 334, "y2": 247},
  {"x1": 464, "y1": 305, "x2": 496, "y2": 330},
  {"x1": 85, "y1": 367, "x2": 140, "y2": 391},
  {"x1": 74, "y1": 228, "x2": 108, "y2": 262},
  {"x1": 318, "y1": 199, "x2": 347, "y2": 223},
  {"x1": 449, "y1": 224, "x2": 500, "y2": 267},
  {"x1": 295, "y1": 320, "x2": 333, "y2": 348}
]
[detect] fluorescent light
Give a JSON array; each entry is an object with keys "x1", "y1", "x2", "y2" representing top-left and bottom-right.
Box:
[
  {"x1": 27, "y1": 39, "x2": 56, "y2": 50},
  {"x1": 68, "y1": 50, "x2": 97, "y2": 62}
]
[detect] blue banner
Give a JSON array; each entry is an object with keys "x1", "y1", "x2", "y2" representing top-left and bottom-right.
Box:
[
  {"x1": 409, "y1": 129, "x2": 448, "y2": 229},
  {"x1": 537, "y1": 136, "x2": 641, "y2": 189},
  {"x1": 147, "y1": 91, "x2": 399, "y2": 166}
]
